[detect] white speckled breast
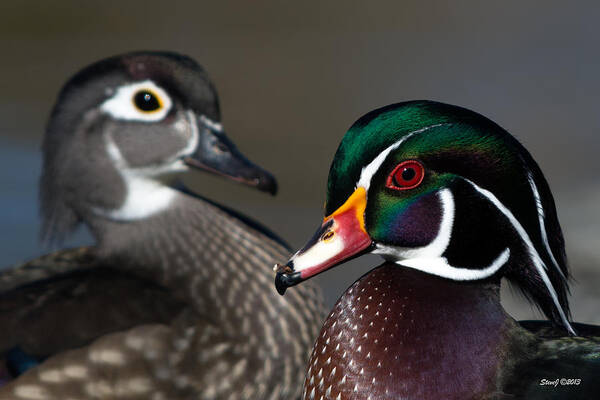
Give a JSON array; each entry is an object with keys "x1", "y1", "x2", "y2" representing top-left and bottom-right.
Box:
[{"x1": 303, "y1": 263, "x2": 512, "y2": 400}]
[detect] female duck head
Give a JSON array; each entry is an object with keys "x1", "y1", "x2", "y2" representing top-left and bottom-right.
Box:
[
  {"x1": 40, "y1": 52, "x2": 277, "y2": 245},
  {"x1": 276, "y1": 100, "x2": 573, "y2": 334}
]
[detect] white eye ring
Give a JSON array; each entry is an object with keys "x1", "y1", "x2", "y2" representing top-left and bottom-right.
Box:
[{"x1": 100, "y1": 80, "x2": 172, "y2": 122}]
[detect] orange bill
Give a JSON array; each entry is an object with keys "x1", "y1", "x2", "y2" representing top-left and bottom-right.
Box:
[{"x1": 275, "y1": 187, "x2": 373, "y2": 294}]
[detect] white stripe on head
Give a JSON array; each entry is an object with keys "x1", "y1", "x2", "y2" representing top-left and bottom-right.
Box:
[
  {"x1": 200, "y1": 115, "x2": 223, "y2": 132},
  {"x1": 356, "y1": 123, "x2": 447, "y2": 191},
  {"x1": 465, "y1": 178, "x2": 575, "y2": 335},
  {"x1": 527, "y1": 172, "x2": 567, "y2": 281}
]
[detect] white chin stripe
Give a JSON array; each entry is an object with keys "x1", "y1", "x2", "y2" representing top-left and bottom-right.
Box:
[
  {"x1": 399, "y1": 248, "x2": 510, "y2": 280},
  {"x1": 373, "y1": 188, "x2": 454, "y2": 259},
  {"x1": 375, "y1": 188, "x2": 510, "y2": 280},
  {"x1": 100, "y1": 80, "x2": 172, "y2": 122}
]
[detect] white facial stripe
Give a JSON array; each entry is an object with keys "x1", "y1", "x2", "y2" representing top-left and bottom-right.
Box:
[
  {"x1": 357, "y1": 123, "x2": 448, "y2": 191},
  {"x1": 527, "y1": 172, "x2": 567, "y2": 281},
  {"x1": 465, "y1": 178, "x2": 575, "y2": 335},
  {"x1": 100, "y1": 80, "x2": 172, "y2": 122},
  {"x1": 400, "y1": 248, "x2": 510, "y2": 280},
  {"x1": 290, "y1": 233, "x2": 344, "y2": 272},
  {"x1": 200, "y1": 115, "x2": 223, "y2": 132}
]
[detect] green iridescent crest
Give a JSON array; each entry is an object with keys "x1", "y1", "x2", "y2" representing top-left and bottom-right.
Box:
[{"x1": 325, "y1": 101, "x2": 517, "y2": 215}]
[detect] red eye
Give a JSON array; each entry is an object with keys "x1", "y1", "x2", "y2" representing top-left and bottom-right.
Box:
[{"x1": 386, "y1": 160, "x2": 425, "y2": 190}]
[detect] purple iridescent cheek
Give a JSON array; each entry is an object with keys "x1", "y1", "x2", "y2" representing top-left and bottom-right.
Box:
[{"x1": 387, "y1": 192, "x2": 442, "y2": 247}]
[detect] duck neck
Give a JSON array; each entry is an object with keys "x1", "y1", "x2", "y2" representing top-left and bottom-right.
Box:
[
  {"x1": 85, "y1": 189, "x2": 276, "y2": 309},
  {"x1": 307, "y1": 263, "x2": 533, "y2": 400},
  {"x1": 85, "y1": 189, "x2": 324, "y2": 399}
]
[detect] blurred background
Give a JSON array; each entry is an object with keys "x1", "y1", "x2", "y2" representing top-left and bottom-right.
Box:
[{"x1": 1, "y1": 1, "x2": 598, "y2": 322}]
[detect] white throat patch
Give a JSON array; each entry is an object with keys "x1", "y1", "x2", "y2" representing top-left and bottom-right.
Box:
[{"x1": 99, "y1": 175, "x2": 178, "y2": 221}]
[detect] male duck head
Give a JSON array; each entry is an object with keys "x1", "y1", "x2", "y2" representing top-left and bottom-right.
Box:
[
  {"x1": 276, "y1": 100, "x2": 574, "y2": 334},
  {"x1": 40, "y1": 51, "x2": 276, "y2": 243}
]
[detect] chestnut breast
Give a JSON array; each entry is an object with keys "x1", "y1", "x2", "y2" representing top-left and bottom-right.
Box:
[{"x1": 303, "y1": 264, "x2": 512, "y2": 400}]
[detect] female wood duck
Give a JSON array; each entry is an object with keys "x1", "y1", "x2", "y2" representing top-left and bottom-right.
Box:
[
  {"x1": 0, "y1": 52, "x2": 325, "y2": 399},
  {"x1": 274, "y1": 101, "x2": 600, "y2": 399}
]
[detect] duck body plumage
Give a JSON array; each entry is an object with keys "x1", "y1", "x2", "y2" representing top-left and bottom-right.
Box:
[
  {"x1": 304, "y1": 264, "x2": 599, "y2": 400},
  {"x1": 0, "y1": 51, "x2": 326, "y2": 400},
  {"x1": 1, "y1": 192, "x2": 325, "y2": 400},
  {"x1": 273, "y1": 100, "x2": 600, "y2": 400}
]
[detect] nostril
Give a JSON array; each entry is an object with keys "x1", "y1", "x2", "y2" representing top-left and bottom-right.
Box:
[
  {"x1": 321, "y1": 230, "x2": 335, "y2": 242},
  {"x1": 214, "y1": 142, "x2": 229, "y2": 153}
]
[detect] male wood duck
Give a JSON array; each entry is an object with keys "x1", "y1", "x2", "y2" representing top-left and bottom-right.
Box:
[
  {"x1": 274, "y1": 101, "x2": 600, "y2": 399},
  {"x1": 0, "y1": 52, "x2": 325, "y2": 399}
]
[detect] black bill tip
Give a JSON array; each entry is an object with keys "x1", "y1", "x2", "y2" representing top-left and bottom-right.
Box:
[
  {"x1": 183, "y1": 123, "x2": 279, "y2": 195},
  {"x1": 274, "y1": 271, "x2": 302, "y2": 295},
  {"x1": 255, "y1": 171, "x2": 278, "y2": 195}
]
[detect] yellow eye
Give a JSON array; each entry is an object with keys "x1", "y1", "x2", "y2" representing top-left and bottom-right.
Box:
[
  {"x1": 321, "y1": 230, "x2": 335, "y2": 242},
  {"x1": 133, "y1": 89, "x2": 162, "y2": 113}
]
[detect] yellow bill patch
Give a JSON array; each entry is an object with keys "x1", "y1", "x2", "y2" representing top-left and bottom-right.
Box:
[{"x1": 324, "y1": 186, "x2": 367, "y2": 234}]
